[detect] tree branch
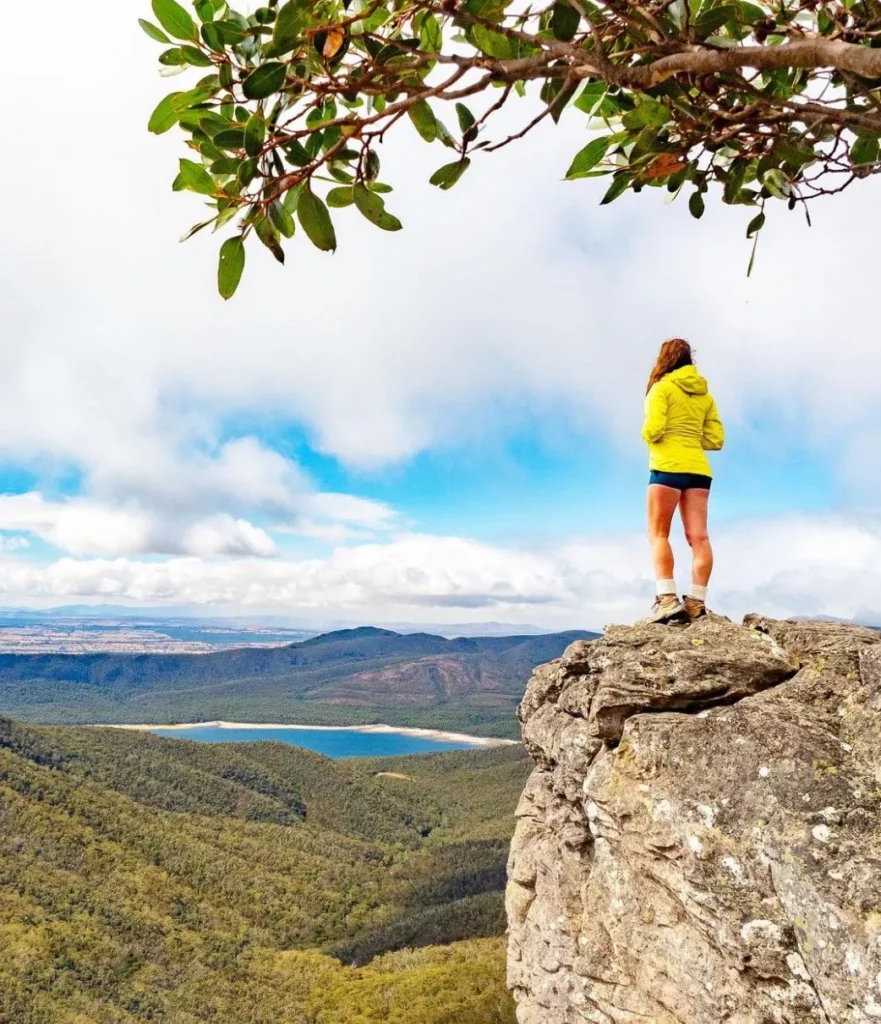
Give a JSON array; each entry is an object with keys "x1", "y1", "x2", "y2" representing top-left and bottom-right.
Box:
[{"x1": 610, "y1": 36, "x2": 881, "y2": 86}]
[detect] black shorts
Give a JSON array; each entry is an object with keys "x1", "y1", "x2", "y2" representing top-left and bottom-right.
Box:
[{"x1": 649, "y1": 470, "x2": 712, "y2": 491}]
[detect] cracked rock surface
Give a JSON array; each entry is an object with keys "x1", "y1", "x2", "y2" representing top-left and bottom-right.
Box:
[{"x1": 506, "y1": 615, "x2": 881, "y2": 1024}]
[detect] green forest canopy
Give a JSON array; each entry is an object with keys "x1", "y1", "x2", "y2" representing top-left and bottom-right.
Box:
[
  {"x1": 0, "y1": 716, "x2": 531, "y2": 1022},
  {"x1": 141, "y1": 0, "x2": 881, "y2": 295}
]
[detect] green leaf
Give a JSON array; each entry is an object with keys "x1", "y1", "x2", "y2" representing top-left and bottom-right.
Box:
[
  {"x1": 851, "y1": 134, "x2": 879, "y2": 169},
  {"x1": 762, "y1": 168, "x2": 789, "y2": 200},
  {"x1": 353, "y1": 183, "x2": 402, "y2": 230},
  {"x1": 194, "y1": 0, "x2": 216, "y2": 22},
  {"x1": 139, "y1": 18, "x2": 172, "y2": 43},
  {"x1": 159, "y1": 47, "x2": 187, "y2": 65},
  {"x1": 283, "y1": 183, "x2": 304, "y2": 214},
  {"x1": 622, "y1": 100, "x2": 671, "y2": 130},
  {"x1": 180, "y1": 217, "x2": 216, "y2": 242},
  {"x1": 456, "y1": 103, "x2": 476, "y2": 134},
  {"x1": 472, "y1": 24, "x2": 512, "y2": 58},
  {"x1": 148, "y1": 91, "x2": 187, "y2": 134},
  {"x1": 408, "y1": 101, "x2": 438, "y2": 142},
  {"x1": 297, "y1": 185, "x2": 337, "y2": 251},
  {"x1": 218, "y1": 236, "x2": 246, "y2": 299},
  {"x1": 746, "y1": 210, "x2": 765, "y2": 238},
  {"x1": 574, "y1": 81, "x2": 606, "y2": 116},
  {"x1": 214, "y1": 128, "x2": 246, "y2": 149},
  {"x1": 435, "y1": 119, "x2": 457, "y2": 149},
  {"x1": 420, "y1": 13, "x2": 442, "y2": 51},
  {"x1": 152, "y1": 0, "x2": 197, "y2": 41},
  {"x1": 196, "y1": 111, "x2": 229, "y2": 135},
  {"x1": 199, "y1": 140, "x2": 225, "y2": 162},
  {"x1": 214, "y1": 19, "x2": 249, "y2": 44},
  {"x1": 747, "y1": 229, "x2": 760, "y2": 277},
  {"x1": 255, "y1": 215, "x2": 285, "y2": 263},
  {"x1": 201, "y1": 22, "x2": 225, "y2": 50},
  {"x1": 187, "y1": 73, "x2": 221, "y2": 103},
  {"x1": 546, "y1": 78, "x2": 579, "y2": 124},
  {"x1": 456, "y1": 103, "x2": 478, "y2": 144},
  {"x1": 244, "y1": 114, "x2": 266, "y2": 157},
  {"x1": 775, "y1": 140, "x2": 817, "y2": 168},
  {"x1": 326, "y1": 186, "x2": 355, "y2": 207},
  {"x1": 237, "y1": 157, "x2": 259, "y2": 185},
  {"x1": 242, "y1": 62, "x2": 287, "y2": 100},
  {"x1": 267, "y1": 0, "x2": 310, "y2": 57},
  {"x1": 180, "y1": 44, "x2": 213, "y2": 66},
  {"x1": 178, "y1": 158, "x2": 216, "y2": 195},
  {"x1": 429, "y1": 158, "x2": 471, "y2": 190},
  {"x1": 695, "y1": 3, "x2": 739, "y2": 36},
  {"x1": 269, "y1": 200, "x2": 296, "y2": 237},
  {"x1": 213, "y1": 203, "x2": 241, "y2": 231},
  {"x1": 600, "y1": 173, "x2": 630, "y2": 205},
  {"x1": 365, "y1": 150, "x2": 381, "y2": 181},
  {"x1": 551, "y1": 2, "x2": 580, "y2": 41},
  {"x1": 210, "y1": 157, "x2": 242, "y2": 175},
  {"x1": 565, "y1": 136, "x2": 611, "y2": 180},
  {"x1": 284, "y1": 139, "x2": 312, "y2": 166},
  {"x1": 688, "y1": 191, "x2": 705, "y2": 219}
]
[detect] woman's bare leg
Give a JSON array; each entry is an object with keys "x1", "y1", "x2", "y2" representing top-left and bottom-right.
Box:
[
  {"x1": 647, "y1": 484, "x2": 681, "y2": 582},
  {"x1": 679, "y1": 488, "x2": 713, "y2": 587}
]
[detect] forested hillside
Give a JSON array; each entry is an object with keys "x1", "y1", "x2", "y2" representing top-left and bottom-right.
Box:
[
  {"x1": 0, "y1": 716, "x2": 531, "y2": 1022},
  {"x1": 0, "y1": 626, "x2": 596, "y2": 737}
]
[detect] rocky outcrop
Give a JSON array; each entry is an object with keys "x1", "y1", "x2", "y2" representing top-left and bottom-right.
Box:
[{"x1": 506, "y1": 615, "x2": 881, "y2": 1024}]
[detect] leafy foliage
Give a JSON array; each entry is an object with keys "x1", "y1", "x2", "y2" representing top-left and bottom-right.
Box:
[
  {"x1": 141, "y1": 0, "x2": 881, "y2": 292},
  {"x1": 0, "y1": 715, "x2": 529, "y2": 1021}
]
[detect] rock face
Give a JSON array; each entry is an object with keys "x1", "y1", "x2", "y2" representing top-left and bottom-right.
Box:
[{"x1": 506, "y1": 615, "x2": 881, "y2": 1024}]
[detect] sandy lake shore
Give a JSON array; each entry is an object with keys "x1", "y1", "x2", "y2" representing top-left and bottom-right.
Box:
[{"x1": 92, "y1": 720, "x2": 519, "y2": 748}]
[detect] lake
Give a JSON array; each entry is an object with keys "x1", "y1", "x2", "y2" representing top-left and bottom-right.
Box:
[{"x1": 148, "y1": 724, "x2": 490, "y2": 758}]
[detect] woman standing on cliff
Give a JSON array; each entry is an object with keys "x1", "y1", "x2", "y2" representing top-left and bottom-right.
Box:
[{"x1": 642, "y1": 338, "x2": 725, "y2": 624}]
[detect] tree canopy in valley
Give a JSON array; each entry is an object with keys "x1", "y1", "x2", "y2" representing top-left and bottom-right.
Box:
[{"x1": 142, "y1": 0, "x2": 881, "y2": 294}]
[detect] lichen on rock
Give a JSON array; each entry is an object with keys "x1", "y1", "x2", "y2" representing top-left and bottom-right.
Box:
[{"x1": 506, "y1": 614, "x2": 881, "y2": 1024}]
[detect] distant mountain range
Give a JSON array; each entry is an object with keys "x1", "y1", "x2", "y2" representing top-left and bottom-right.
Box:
[
  {"x1": 0, "y1": 605, "x2": 559, "y2": 636},
  {"x1": 0, "y1": 625, "x2": 598, "y2": 737}
]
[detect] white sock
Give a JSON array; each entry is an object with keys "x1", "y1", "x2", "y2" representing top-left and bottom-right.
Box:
[
  {"x1": 689, "y1": 584, "x2": 708, "y2": 602},
  {"x1": 656, "y1": 579, "x2": 677, "y2": 597}
]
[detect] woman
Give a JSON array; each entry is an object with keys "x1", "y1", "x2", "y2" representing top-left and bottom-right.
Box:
[{"x1": 642, "y1": 338, "x2": 724, "y2": 624}]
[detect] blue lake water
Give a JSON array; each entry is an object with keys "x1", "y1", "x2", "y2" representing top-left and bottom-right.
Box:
[{"x1": 148, "y1": 725, "x2": 483, "y2": 758}]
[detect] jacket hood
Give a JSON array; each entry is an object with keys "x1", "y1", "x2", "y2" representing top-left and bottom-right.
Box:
[{"x1": 667, "y1": 364, "x2": 708, "y2": 395}]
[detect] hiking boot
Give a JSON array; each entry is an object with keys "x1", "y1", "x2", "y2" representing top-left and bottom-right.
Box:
[
  {"x1": 646, "y1": 595, "x2": 687, "y2": 624},
  {"x1": 683, "y1": 596, "x2": 708, "y2": 622}
]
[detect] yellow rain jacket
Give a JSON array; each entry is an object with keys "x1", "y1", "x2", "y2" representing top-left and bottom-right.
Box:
[{"x1": 642, "y1": 365, "x2": 725, "y2": 476}]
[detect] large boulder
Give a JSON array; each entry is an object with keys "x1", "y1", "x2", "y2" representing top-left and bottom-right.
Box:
[{"x1": 506, "y1": 614, "x2": 881, "y2": 1024}]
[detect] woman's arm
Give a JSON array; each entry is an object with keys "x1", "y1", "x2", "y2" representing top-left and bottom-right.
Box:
[
  {"x1": 701, "y1": 398, "x2": 725, "y2": 450},
  {"x1": 642, "y1": 384, "x2": 669, "y2": 444}
]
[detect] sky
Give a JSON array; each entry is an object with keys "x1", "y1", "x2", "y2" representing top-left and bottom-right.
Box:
[{"x1": 1, "y1": 1, "x2": 879, "y2": 631}]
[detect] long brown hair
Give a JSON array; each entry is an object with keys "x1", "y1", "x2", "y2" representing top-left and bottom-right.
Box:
[{"x1": 646, "y1": 338, "x2": 693, "y2": 394}]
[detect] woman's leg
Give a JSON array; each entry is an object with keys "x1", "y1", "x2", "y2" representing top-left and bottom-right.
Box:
[
  {"x1": 679, "y1": 488, "x2": 713, "y2": 587},
  {"x1": 647, "y1": 484, "x2": 681, "y2": 583}
]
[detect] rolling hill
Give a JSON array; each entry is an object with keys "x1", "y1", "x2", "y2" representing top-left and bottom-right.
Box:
[
  {"x1": 0, "y1": 715, "x2": 532, "y2": 1023},
  {"x1": 0, "y1": 626, "x2": 597, "y2": 737}
]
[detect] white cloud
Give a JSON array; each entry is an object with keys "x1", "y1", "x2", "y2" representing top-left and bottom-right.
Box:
[
  {"x1": 1, "y1": 0, "x2": 879, "y2": 501},
  {"x1": 1, "y1": 3, "x2": 879, "y2": 625},
  {"x1": 181, "y1": 515, "x2": 276, "y2": 558},
  {"x1": 0, "y1": 492, "x2": 280, "y2": 558},
  {"x1": 0, "y1": 515, "x2": 877, "y2": 628}
]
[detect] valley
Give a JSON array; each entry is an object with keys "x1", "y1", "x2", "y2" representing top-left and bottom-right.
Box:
[{"x1": 0, "y1": 715, "x2": 532, "y2": 1023}]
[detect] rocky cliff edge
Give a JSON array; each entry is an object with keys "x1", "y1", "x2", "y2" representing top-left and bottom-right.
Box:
[{"x1": 506, "y1": 614, "x2": 881, "y2": 1024}]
